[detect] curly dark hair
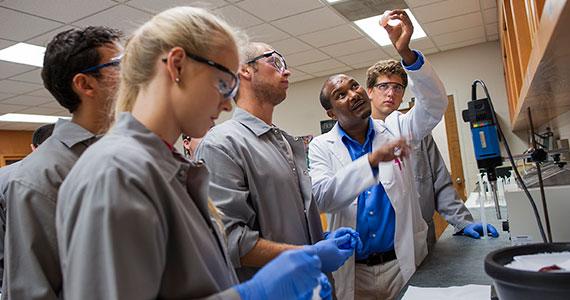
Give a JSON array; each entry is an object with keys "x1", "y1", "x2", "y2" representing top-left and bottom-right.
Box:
[
  {"x1": 41, "y1": 26, "x2": 122, "y2": 113},
  {"x1": 366, "y1": 59, "x2": 407, "y2": 90}
]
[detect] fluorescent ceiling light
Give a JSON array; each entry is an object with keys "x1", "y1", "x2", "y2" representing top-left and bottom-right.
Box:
[
  {"x1": 0, "y1": 43, "x2": 46, "y2": 67},
  {"x1": 326, "y1": 0, "x2": 345, "y2": 3},
  {"x1": 354, "y1": 9, "x2": 427, "y2": 47},
  {"x1": 0, "y1": 113, "x2": 69, "y2": 123}
]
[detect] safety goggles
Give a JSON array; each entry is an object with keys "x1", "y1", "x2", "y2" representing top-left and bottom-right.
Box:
[
  {"x1": 78, "y1": 53, "x2": 123, "y2": 74},
  {"x1": 247, "y1": 50, "x2": 288, "y2": 73},
  {"x1": 162, "y1": 51, "x2": 239, "y2": 99},
  {"x1": 374, "y1": 82, "x2": 405, "y2": 94}
]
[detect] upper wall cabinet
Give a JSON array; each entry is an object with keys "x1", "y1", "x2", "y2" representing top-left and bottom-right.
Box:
[{"x1": 500, "y1": 0, "x2": 570, "y2": 131}]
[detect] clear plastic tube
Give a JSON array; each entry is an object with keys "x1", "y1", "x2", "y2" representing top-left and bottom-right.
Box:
[{"x1": 478, "y1": 173, "x2": 489, "y2": 239}]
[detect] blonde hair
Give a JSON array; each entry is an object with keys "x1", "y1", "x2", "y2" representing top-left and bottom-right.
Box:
[
  {"x1": 115, "y1": 6, "x2": 243, "y2": 233},
  {"x1": 115, "y1": 6, "x2": 244, "y2": 116}
]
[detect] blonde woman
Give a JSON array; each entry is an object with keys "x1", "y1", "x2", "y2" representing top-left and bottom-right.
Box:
[{"x1": 56, "y1": 7, "x2": 329, "y2": 300}]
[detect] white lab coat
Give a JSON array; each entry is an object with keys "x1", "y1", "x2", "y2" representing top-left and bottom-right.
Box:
[{"x1": 309, "y1": 59, "x2": 447, "y2": 300}]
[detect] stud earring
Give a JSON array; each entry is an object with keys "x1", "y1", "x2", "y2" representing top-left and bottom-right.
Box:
[{"x1": 175, "y1": 77, "x2": 180, "y2": 84}]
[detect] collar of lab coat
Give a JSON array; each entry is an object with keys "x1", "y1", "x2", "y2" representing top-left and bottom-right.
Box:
[
  {"x1": 53, "y1": 118, "x2": 98, "y2": 149},
  {"x1": 232, "y1": 107, "x2": 274, "y2": 137},
  {"x1": 113, "y1": 112, "x2": 191, "y2": 180}
]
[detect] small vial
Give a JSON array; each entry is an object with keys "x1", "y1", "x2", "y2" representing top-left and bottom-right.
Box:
[{"x1": 380, "y1": 10, "x2": 401, "y2": 27}]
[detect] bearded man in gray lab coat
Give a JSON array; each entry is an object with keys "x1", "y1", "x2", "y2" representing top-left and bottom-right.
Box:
[
  {"x1": 196, "y1": 42, "x2": 359, "y2": 282},
  {"x1": 366, "y1": 59, "x2": 499, "y2": 249},
  {"x1": 2, "y1": 26, "x2": 122, "y2": 300}
]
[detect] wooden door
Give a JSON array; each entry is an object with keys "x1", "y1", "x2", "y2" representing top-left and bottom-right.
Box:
[{"x1": 433, "y1": 95, "x2": 467, "y2": 239}]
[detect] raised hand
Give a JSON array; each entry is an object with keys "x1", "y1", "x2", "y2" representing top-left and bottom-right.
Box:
[{"x1": 380, "y1": 9, "x2": 416, "y2": 65}]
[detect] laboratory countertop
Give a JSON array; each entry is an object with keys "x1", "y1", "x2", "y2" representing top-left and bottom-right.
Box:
[{"x1": 397, "y1": 207, "x2": 510, "y2": 299}]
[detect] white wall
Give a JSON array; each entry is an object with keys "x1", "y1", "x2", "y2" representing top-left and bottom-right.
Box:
[{"x1": 270, "y1": 41, "x2": 527, "y2": 193}]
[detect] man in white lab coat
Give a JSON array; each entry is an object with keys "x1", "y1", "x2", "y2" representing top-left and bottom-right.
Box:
[{"x1": 308, "y1": 10, "x2": 448, "y2": 300}]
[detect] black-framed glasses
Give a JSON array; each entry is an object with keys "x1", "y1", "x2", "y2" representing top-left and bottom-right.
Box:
[
  {"x1": 78, "y1": 54, "x2": 123, "y2": 74},
  {"x1": 374, "y1": 82, "x2": 405, "y2": 94},
  {"x1": 162, "y1": 51, "x2": 239, "y2": 99},
  {"x1": 247, "y1": 50, "x2": 287, "y2": 73}
]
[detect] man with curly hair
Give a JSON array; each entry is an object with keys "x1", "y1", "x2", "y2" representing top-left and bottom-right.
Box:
[{"x1": 2, "y1": 26, "x2": 122, "y2": 300}]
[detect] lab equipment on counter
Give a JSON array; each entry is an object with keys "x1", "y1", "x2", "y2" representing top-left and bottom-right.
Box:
[
  {"x1": 485, "y1": 243, "x2": 570, "y2": 300},
  {"x1": 462, "y1": 80, "x2": 549, "y2": 243}
]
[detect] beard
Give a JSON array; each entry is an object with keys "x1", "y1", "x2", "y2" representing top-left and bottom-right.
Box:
[{"x1": 251, "y1": 77, "x2": 286, "y2": 106}]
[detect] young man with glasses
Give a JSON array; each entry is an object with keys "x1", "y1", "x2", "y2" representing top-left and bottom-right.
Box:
[
  {"x1": 309, "y1": 10, "x2": 448, "y2": 299},
  {"x1": 196, "y1": 42, "x2": 360, "y2": 282},
  {"x1": 2, "y1": 26, "x2": 122, "y2": 300},
  {"x1": 366, "y1": 60, "x2": 499, "y2": 251}
]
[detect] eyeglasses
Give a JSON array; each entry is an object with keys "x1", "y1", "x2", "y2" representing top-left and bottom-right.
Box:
[
  {"x1": 78, "y1": 54, "x2": 123, "y2": 74},
  {"x1": 247, "y1": 50, "x2": 288, "y2": 73},
  {"x1": 162, "y1": 51, "x2": 239, "y2": 99},
  {"x1": 374, "y1": 82, "x2": 405, "y2": 94}
]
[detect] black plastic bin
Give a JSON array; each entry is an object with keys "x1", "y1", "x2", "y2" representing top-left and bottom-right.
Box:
[{"x1": 485, "y1": 243, "x2": 570, "y2": 300}]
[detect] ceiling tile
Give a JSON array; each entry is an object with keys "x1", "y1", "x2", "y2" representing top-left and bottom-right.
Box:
[
  {"x1": 404, "y1": 0, "x2": 446, "y2": 8},
  {"x1": 482, "y1": 7, "x2": 498, "y2": 24},
  {"x1": 1, "y1": 94, "x2": 52, "y2": 106},
  {"x1": 51, "y1": 110, "x2": 72, "y2": 117},
  {"x1": 8, "y1": 68, "x2": 42, "y2": 84},
  {"x1": 311, "y1": 65, "x2": 353, "y2": 78},
  {"x1": 298, "y1": 24, "x2": 364, "y2": 48},
  {"x1": 126, "y1": 0, "x2": 227, "y2": 14},
  {"x1": 271, "y1": 7, "x2": 346, "y2": 36},
  {"x1": 0, "y1": 62, "x2": 36, "y2": 80},
  {"x1": 481, "y1": 0, "x2": 496, "y2": 9},
  {"x1": 288, "y1": 67, "x2": 314, "y2": 83},
  {"x1": 422, "y1": 12, "x2": 483, "y2": 36},
  {"x1": 25, "y1": 25, "x2": 78, "y2": 47},
  {"x1": 271, "y1": 38, "x2": 313, "y2": 56},
  {"x1": 289, "y1": 72, "x2": 314, "y2": 83},
  {"x1": 0, "y1": 7, "x2": 63, "y2": 41},
  {"x1": 0, "y1": 92, "x2": 13, "y2": 101},
  {"x1": 286, "y1": 49, "x2": 329, "y2": 67},
  {"x1": 0, "y1": 38, "x2": 16, "y2": 49},
  {"x1": 296, "y1": 59, "x2": 346, "y2": 74},
  {"x1": 411, "y1": 0, "x2": 480, "y2": 23},
  {"x1": 1, "y1": 0, "x2": 117, "y2": 23},
  {"x1": 409, "y1": 37, "x2": 436, "y2": 51},
  {"x1": 245, "y1": 23, "x2": 290, "y2": 43},
  {"x1": 422, "y1": 47, "x2": 439, "y2": 55},
  {"x1": 486, "y1": 23, "x2": 498, "y2": 35},
  {"x1": 0, "y1": 103, "x2": 26, "y2": 113},
  {"x1": 439, "y1": 37, "x2": 486, "y2": 51},
  {"x1": 17, "y1": 105, "x2": 62, "y2": 115},
  {"x1": 337, "y1": 48, "x2": 391, "y2": 66},
  {"x1": 26, "y1": 88, "x2": 52, "y2": 98},
  {"x1": 215, "y1": 5, "x2": 263, "y2": 28},
  {"x1": 349, "y1": 58, "x2": 387, "y2": 70},
  {"x1": 37, "y1": 100, "x2": 62, "y2": 109},
  {"x1": 236, "y1": 0, "x2": 323, "y2": 22},
  {"x1": 0, "y1": 80, "x2": 42, "y2": 94},
  {"x1": 431, "y1": 26, "x2": 485, "y2": 47},
  {"x1": 320, "y1": 38, "x2": 377, "y2": 57},
  {"x1": 72, "y1": 5, "x2": 152, "y2": 36}
]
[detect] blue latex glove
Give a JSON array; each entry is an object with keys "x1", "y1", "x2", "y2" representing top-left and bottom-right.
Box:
[
  {"x1": 462, "y1": 222, "x2": 499, "y2": 239},
  {"x1": 299, "y1": 274, "x2": 332, "y2": 300},
  {"x1": 310, "y1": 234, "x2": 354, "y2": 273},
  {"x1": 235, "y1": 248, "x2": 322, "y2": 300},
  {"x1": 328, "y1": 227, "x2": 363, "y2": 253},
  {"x1": 318, "y1": 273, "x2": 332, "y2": 300}
]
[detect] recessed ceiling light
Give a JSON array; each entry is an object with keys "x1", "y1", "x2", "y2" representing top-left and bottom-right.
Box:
[
  {"x1": 0, "y1": 113, "x2": 69, "y2": 123},
  {"x1": 0, "y1": 43, "x2": 46, "y2": 67},
  {"x1": 354, "y1": 9, "x2": 427, "y2": 47}
]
